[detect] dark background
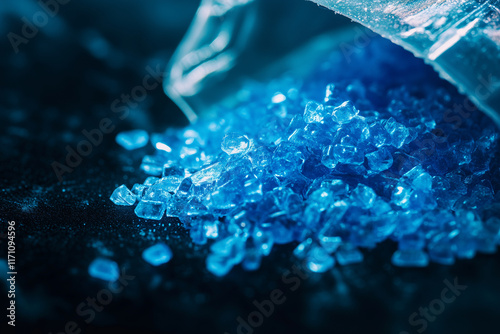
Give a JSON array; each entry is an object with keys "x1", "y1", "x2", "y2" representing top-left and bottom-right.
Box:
[{"x1": 0, "y1": 1, "x2": 499, "y2": 333}]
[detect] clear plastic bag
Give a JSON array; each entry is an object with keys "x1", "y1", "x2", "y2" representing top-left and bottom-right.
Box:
[{"x1": 164, "y1": 0, "x2": 500, "y2": 126}]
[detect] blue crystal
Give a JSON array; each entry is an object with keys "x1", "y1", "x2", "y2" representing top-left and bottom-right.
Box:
[
  {"x1": 206, "y1": 253, "x2": 233, "y2": 277},
  {"x1": 109, "y1": 37, "x2": 500, "y2": 276},
  {"x1": 391, "y1": 250, "x2": 429, "y2": 267},
  {"x1": 303, "y1": 101, "x2": 326, "y2": 123},
  {"x1": 144, "y1": 176, "x2": 159, "y2": 186},
  {"x1": 221, "y1": 133, "x2": 250, "y2": 155},
  {"x1": 332, "y1": 101, "x2": 358, "y2": 124},
  {"x1": 333, "y1": 140, "x2": 364, "y2": 165},
  {"x1": 335, "y1": 245, "x2": 363, "y2": 265},
  {"x1": 110, "y1": 185, "x2": 136, "y2": 206},
  {"x1": 351, "y1": 184, "x2": 377, "y2": 209},
  {"x1": 142, "y1": 243, "x2": 173, "y2": 266},
  {"x1": 403, "y1": 166, "x2": 432, "y2": 192},
  {"x1": 384, "y1": 117, "x2": 409, "y2": 148},
  {"x1": 116, "y1": 129, "x2": 149, "y2": 150},
  {"x1": 134, "y1": 200, "x2": 166, "y2": 220},
  {"x1": 321, "y1": 145, "x2": 336, "y2": 168},
  {"x1": 131, "y1": 184, "x2": 148, "y2": 199},
  {"x1": 271, "y1": 142, "x2": 305, "y2": 177},
  {"x1": 305, "y1": 245, "x2": 335, "y2": 272},
  {"x1": 366, "y1": 147, "x2": 393, "y2": 172},
  {"x1": 140, "y1": 156, "x2": 164, "y2": 176},
  {"x1": 88, "y1": 258, "x2": 120, "y2": 281}
]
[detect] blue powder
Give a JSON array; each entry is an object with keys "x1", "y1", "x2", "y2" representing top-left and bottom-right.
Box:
[{"x1": 112, "y1": 38, "x2": 500, "y2": 275}]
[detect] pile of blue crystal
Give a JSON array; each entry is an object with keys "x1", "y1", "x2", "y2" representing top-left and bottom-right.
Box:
[{"x1": 110, "y1": 38, "x2": 500, "y2": 276}]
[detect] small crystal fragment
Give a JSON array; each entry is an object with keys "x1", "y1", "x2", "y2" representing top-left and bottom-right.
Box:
[
  {"x1": 110, "y1": 185, "x2": 136, "y2": 206},
  {"x1": 332, "y1": 101, "x2": 358, "y2": 124},
  {"x1": 366, "y1": 147, "x2": 393, "y2": 172},
  {"x1": 134, "y1": 200, "x2": 166, "y2": 220},
  {"x1": 221, "y1": 133, "x2": 250, "y2": 155},
  {"x1": 303, "y1": 101, "x2": 325, "y2": 123},
  {"x1": 391, "y1": 250, "x2": 429, "y2": 267},
  {"x1": 142, "y1": 243, "x2": 173, "y2": 266},
  {"x1": 116, "y1": 130, "x2": 149, "y2": 150},
  {"x1": 88, "y1": 258, "x2": 120, "y2": 281}
]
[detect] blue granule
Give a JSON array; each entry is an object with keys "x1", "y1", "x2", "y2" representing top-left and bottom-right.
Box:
[
  {"x1": 88, "y1": 258, "x2": 120, "y2": 281},
  {"x1": 110, "y1": 38, "x2": 500, "y2": 275}
]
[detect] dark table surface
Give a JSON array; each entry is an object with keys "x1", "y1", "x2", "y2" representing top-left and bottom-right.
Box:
[{"x1": 1, "y1": 1, "x2": 499, "y2": 334}]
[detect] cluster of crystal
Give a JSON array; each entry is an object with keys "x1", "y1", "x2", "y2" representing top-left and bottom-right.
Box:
[{"x1": 111, "y1": 38, "x2": 500, "y2": 275}]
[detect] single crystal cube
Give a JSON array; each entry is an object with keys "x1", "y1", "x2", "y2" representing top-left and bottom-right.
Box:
[
  {"x1": 191, "y1": 162, "x2": 223, "y2": 185},
  {"x1": 190, "y1": 225, "x2": 208, "y2": 245},
  {"x1": 392, "y1": 184, "x2": 412, "y2": 208},
  {"x1": 116, "y1": 129, "x2": 149, "y2": 150},
  {"x1": 131, "y1": 184, "x2": 148, "y2": 199},
  {"x1": 321, "y1": 145, "x2": 337, "y2": 168},
  {"x1": 293, "y1": 238, "x2": 314, "y2": 259},
  {"x1": 271, "y1": 142, "x2": 305, "y2": 177},
  {"x1": 332, "y1": 101, "x2": 358, "y2": 124},
  {"x1": 221, "y1": 133, "x2": 250, "y2": 155},
  {"x1": 384, "y1": 117, "x2": 409, "y2": 148},
  {"x1": 369, "y1": 122, "x2": 392, "y2": 147},
  {"x1": 303, "y1": 101, "x2": 325, "y2": 123},
  {"x1": 88, "y1": 258, "x2": 120, "y2": 281},
  {"x1": 333, "y1": 143, "x2": 364, "y2": 165},
  {"x1": 162, "y1": 165, "x2": 184, "y2": 178},
  {"x1": 110, "y1": 185, "x2": 136, "y2": 206},
  {"x1": 134, "y1": 200, "x2": 166, "y2": 220},
  {"x1": 366, "y1": 147, "x2": 393, "y2": 172},
  {"x1": 143, "y1": 176, "x2": 160, "y2": 186},
  {"x1": 142, "y1": 243, "x2": 173, "y2": 266},
  {"x1": 336, "y1": 246, "x2": 364, "y2": 265},
  {"x1": 351, "y1": 184, "x2": 377, "y2": 209},
  {"x1": 319, "y1": 235, "x2": 342, "y2": 253},
  {"x1": 206, "y1": 254, "x2": 233, "y2": 277},
  {"x1": 391, "y1": 250, "x2": 429, "y2": 267},
  {"x1": 243, "y1": 174, "x2": 263, "y2": 202},
  {"x1": 403, "y1": 166, "x2": 432, "y2": 191},
  {"x1": 204, "y1": 221, "x2": 219, "y2": 239},
  {"x1": 242, "y1": 247, "x2": 262, "y2": 271},
  {"x1": 306, "y1": 245, "x2": 335, "y2": 272},
  {"x1": 140, "y1": 155, "x2": 164, "y2": 176}
]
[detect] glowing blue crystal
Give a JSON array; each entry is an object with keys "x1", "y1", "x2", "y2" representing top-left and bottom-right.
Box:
[
  {"x1": 391, "y1": 250, "x2": 429, "y2": 267},
  {"x1": 142, "y1": 243, "x2": 173, "y2": 266},
  {"x1": 384, "y1": 118, "x2": 409, "y2": 148},
  {"x1": 336, "y1": 246, "x2": 364, "y2": 265},
  {"x1": 109, "y1": 37, "x2": 500, "y2": 276},
  {"x1": 221, "y1": 133, "x2": 250, "y2": 155},
  {"x1": 321, "y1": 145, "x2": 336, "y2": 168},
  {"x1": 305, "y1": 245, "x2": 335, "y2": 273},
  {"x1": 366, "y1": 147, "x2": 393, "y2": 172},
  {"x1": 88, "y1": 258, "x2": 119, "y2": 281},
  {"x1": 110, "y1": 185, "x2": 136, "y2": 206},
  {"x1": 134, "y1": 200, "x2": 166, "y2": 220},
  {"x1": 303, "y1": 101, "x2": 326, "y2": 123},
  {"x1": 332, "y1": 101, "x2": 358, "y2": 124},
  {"x1": 116, "y1": 129, "x2": 149, "y2": 150}
]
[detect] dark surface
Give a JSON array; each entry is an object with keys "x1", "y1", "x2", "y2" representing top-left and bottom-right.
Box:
[{"x1": 0, "y1": 1, "x2": 499, "y2": 334}]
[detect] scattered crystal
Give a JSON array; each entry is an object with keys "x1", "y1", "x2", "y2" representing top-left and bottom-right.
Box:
[
  {"x1": 221, "y1": 133, "x2": 250, "y2": 155},
  {"x1": 142, "y1": 243, "x2": 173, "y2": 266},
  {"x1": 116, "y1": 129, "x2": 149, "y2": 150},
  {"x1": 134, "y1": 200, "x2": 166, "y2": 220},
  {"x1": 88, "y1": 258, "x2": 119, "y2": 281},
  {"x1": 109, "y1": 37, "x2": 500, "y2": 276},
  {"x1": 110, "y1": 185, "x2": 136, "y2": 206}
]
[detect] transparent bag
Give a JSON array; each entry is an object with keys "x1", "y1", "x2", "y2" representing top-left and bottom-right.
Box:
[{"x1": 164, "y1": 0, "x2": 500, "y2": 126}]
